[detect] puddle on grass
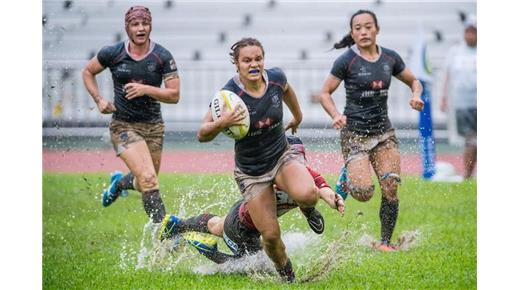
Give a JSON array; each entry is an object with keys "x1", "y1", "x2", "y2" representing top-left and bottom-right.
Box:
[
  {"x1": 193, "y1": 231, "x2": 321, "y2": 276},
  {"x1": 357, "y1": 229, "x2": 422, "y2": 251},
  {"x1": 119, "y1": 220, "x2": 422, "y2": 283}
]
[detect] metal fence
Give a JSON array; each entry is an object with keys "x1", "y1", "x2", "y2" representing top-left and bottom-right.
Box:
[{"x1": 42, "y1": 59, "x2": 448, "y2": 132}]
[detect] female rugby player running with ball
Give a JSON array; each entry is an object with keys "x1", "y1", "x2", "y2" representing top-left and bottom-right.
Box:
[{"x1": 197, "y1": 38, "x2": 321, "y2": 282}]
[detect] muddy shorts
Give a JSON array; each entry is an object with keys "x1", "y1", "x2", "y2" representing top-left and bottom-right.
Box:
[
  {"x1": 109, "y1": 119, "x2": 165, "y2": 156},
  {"x1": 222, "y1": 201, "x2": 262, "y2": 257},
  {"x1": 340, "y1": 128, "x2": 399, "y2": 166},
  {"x1": 234, "y1": 146, "x2": 304, "y2": 202},
  {"x1": 456, "y1": 108, "x2": 477, "y2": 146}
]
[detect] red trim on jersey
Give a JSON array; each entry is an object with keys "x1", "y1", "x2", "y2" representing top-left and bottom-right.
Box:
[
  {"x1": 347, "y1": 55, "x2": 360, "y2": 74},
  {"x1": 151, "y1": 52, "x2": 163, "y2": 66},
  {"x1": 268, "y1": 81, "x2": 284, "y2": 89},
  {"x1": 381, "y1": 52, "x2": 395, "y2": 65},
  {"x1": 111, "y1": 50, "x2": 127, "y2": 66}
]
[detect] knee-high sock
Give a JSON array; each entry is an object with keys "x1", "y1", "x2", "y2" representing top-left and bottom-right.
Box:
[
  {"x1": 379, "y1": 196, "x2": 399, "y2": 244},
  {"x1": 142, "y1": 189, "x2": 166, "y2": 223},
  {"x1": 179, "y1": 214, "x2": 216, "y2": 234},
  {"x1": 276, "y1": 259, "x2": 295, "y2": 283},
  {"x1": 116, "y1": 173, "x2": 135, "y2": 192},
  {"x1": 201, "y1": 250, "x2": 236, "y2": 264}
]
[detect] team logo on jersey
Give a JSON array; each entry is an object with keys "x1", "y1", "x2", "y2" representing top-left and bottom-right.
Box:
[
  {"x1": 147, "y1": 62, "x2": 156, "y2": 72},
  {"x1": 117, "y1": 63, "x2": 131, "y2": 73},
  {"x1": 371, "y1": 80, "x2": 384, "y2": 89},
  {"x1": 383, "y1": 64, "x2": 390, "y2": 72},
  {"x1": 255, "y1": 118, "x2": 273, "y2": 129},
  {"x1": 358, "y1": 66, "x2": 371, "y2": 76},
  {"x1": 271, "y1": 93, "x2": 280, "y2": 108}
]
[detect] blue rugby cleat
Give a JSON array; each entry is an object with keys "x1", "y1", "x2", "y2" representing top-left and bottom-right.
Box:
[
  {"x1": 102, "y1": 171, "x2": 126, "y2": 207},
  {"x1": 160, "y1": 214, "x2": 182, "y2": 241},
  {"x1": 335, "y1": 166, "x2": 349, "y2": 200},
  {"x1": 183, "y1": 232, "x2": 218, "y2": 255}
]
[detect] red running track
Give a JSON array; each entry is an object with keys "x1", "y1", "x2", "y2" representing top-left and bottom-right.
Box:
[{"x1": 43, "y1": 149, "x2": 465, "y2": 175}]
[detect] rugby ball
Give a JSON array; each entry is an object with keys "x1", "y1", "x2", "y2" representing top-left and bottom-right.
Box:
[{"x1": 210, "y1": 90, "x2": 250, "y2": 140}]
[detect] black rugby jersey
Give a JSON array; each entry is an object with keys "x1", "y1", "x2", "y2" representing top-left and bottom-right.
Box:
[
  {"x1": 330, "y1": 45, "x2": 405, "y2": 135},
  {"x1": 223, "y1": 68, "x2": 289, "y2": 176},
  {"x1": 97, "y1": 41, "x2": 178, "y2": 123}
]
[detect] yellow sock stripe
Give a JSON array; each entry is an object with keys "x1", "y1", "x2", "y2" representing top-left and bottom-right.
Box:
[{"x1": 183, "y1": 232, "x2": 218, "y2": 246}]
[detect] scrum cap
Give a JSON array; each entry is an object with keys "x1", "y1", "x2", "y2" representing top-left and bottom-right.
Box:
[{"x1": 125, "y1": 6, "x2": 151, "y2": 26}]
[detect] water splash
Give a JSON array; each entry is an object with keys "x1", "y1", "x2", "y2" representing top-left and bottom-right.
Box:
[
  {"x1": 135, "y1": 221, "x2": 160, "y2": 270},
  {"x1": 134, "y1": 220, "x2": 188, "y2": 271},
  {"x1": 119, "y1": 220, "x2": 206, "y2": 272},
  {"x1": 299, "y1": 230, "x2": 351, "y2": 283},
  {"x1": 118, "y1": 223, "x2": 422, "y2": 283},
  {"x1": 194, "y1": 231, "x2": 321, "y2": 277},
  {"x1": 396, "y1": 230, "x2": 421, "y2": 250},
  {"x1": 357, "y1": 229, "x2": 422, "y2": 251}
]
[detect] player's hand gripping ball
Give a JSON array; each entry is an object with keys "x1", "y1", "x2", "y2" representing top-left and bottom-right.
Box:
[{"x1": 210, "y1": 90, "x2": 250, "y2": 140}]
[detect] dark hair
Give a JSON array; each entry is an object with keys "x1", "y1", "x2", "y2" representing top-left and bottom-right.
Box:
[
  {"x1": 229, "y1": 37, "x2": 265, "y2": 64},
  {"x1": 287, "y1": 135, "x2": 303, "y2": 145},
  {"x1": 287, "y1": 135, "x2": 306, "y2": 158},
  {"x1": 333, "y1": 9, "x2": 379, "y2": 50}
]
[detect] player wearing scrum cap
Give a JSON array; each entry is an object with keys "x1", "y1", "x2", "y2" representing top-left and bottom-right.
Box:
[{"x1": 82, "y1": 6, "x2": 180, "y2": 224}]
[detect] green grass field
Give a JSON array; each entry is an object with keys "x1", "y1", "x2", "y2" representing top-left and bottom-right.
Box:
[{"x1": 43, "y1": 173, "x2": 476, "y2": 289}]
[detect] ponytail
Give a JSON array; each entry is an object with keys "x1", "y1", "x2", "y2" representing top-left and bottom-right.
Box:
[{"x1": 333, "y1": 33, "x2": 355, "y2": 50}]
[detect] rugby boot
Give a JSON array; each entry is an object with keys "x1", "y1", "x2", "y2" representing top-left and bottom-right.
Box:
[
  {"x1": 160, "y1": 214, "x2": 182, "y2": 241},
  {"x1": 376, "y1": 242, "x2": 398, "y2": 252},
  {"x1": 101, "y1": 171, "x2": 127, "y2": 207},
  {"x1": 300, "y1": 207, "x2": 325, "y2": 234}
]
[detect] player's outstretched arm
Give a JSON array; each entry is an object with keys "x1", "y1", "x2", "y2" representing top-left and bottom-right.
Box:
[{"x1": 318, "y1": 187, "x2": 345, "y2": 216}]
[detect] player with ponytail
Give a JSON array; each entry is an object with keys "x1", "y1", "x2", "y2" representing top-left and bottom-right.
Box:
[{"x1": 320, "y1": 10, "x2": 424, "y2": 251}]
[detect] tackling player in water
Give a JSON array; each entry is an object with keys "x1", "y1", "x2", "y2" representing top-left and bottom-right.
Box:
[{"x1": 160, "y1": 136, "x2": 345, "y2": 282}]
